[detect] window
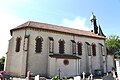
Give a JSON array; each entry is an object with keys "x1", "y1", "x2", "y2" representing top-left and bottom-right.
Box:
[
  {"x1": 101, "y1": 46, "x2": 105, "y2": 56},
  {"x1": 99, "y1": 43, "x2": 105, "y2": 56},
  {"x1": 59, "y1": 39, "x2": 65, "y2": 54},
  {"x1": 92, "y1": 43, "x2": 96, "y2": 56},
  {"x1": 48, "y1": 37, "x2": 54, "y2": 53},
  {"x1": 71, "y1": 40, "x2": 76, "y2": 54},
  {"x1": 35, "y1": 36, "x2": 43, "y2": 53},
  {"x1": 23, "y1": 35, "x2": 29, "y2": 51},
  {"x1": 86, "y1": 42, "x2": 91, "y2": 56},
  {"x1": 63, "y1": 59, "x2": 69, "y2": 66},
  {"x1": 77, "y1": 42, "x2": 82, "y2": 55},
  {"x1": 15, "y1": 37, "x2": 21, "y2": 52}
]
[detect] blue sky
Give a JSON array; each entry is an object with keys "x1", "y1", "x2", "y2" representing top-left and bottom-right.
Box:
[{"x1": 0, "y1": 0, "x2": 120, "y2": 57}]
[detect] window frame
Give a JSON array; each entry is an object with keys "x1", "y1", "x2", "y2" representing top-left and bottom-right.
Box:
[
  {"x1": 15, "y1": 37, "x2": 21, "y2": 52},
  {"x1": 35, "y1": 36, "x2": 43, "y2": 53},
  {"x1": 99, "y1": 43, "x2": 105, "y2": 56},
  {"x1": 48, "y1": 37, "x2": 54, "y2": 53},
  {"x1": 86, "y1": 42, "x2": 91, "y2": 56},
  {"x1": 71, "y1": 40, "x2": 76, "y2": 54},
  {"x1": 92, "y1": 43, "x2": 96, "y2": 56},
  {"x1": 58, "y1": 39, "x2": 65, "y2": 54},
  {"x1": 77, "y1": 42, "x2": 82, "y2": 55}
]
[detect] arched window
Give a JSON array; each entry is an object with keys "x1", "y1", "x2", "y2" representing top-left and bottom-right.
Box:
[
  {"x1": 35, "y1": 36, "x2": 43, "y2": 53},
  {"x1": 85, "y1": 42, "x2": 91, "y2": 56},
  {"x1": 71, "y1": 40, "x2": 76, "y2": 54},
  {"x1": 16, "y1": 37, "x2": 21, "y2": 52},
  {"x1": 77, "y1": 42, "x2": 82, "y2": 55},
  {"x1": 99, "y1": 43, "x2": 105, "y2": 56},
  {"x1": 59, "y1": 39, "x2": 65, "y2": 54},
  {"x1": 92, "y1": 43, "x2": 96, "y2": 56},
  {"x1": 48, "y1": 37, "x2": 54, "y2": 53}
]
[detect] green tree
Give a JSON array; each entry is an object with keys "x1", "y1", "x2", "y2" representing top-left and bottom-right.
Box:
[
  {"x1": 0, "y1": 56, "x2": 5, "y2": 70},
  {"x1": 106, "y1": 35, "x2": 120, "y2": 56}
]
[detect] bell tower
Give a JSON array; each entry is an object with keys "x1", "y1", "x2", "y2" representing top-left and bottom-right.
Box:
[{"x1": 90, "y1": 13, "x2": 98, "y2": 34}]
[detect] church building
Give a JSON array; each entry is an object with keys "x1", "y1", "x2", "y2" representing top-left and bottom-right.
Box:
[{"x1": 4, "y1": 14, "x2": 114, "y2": 77}]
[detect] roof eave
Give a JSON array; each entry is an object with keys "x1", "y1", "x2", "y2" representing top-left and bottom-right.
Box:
[{"x1": 10, "y1": 26, "x2": 105, "y2": 39}]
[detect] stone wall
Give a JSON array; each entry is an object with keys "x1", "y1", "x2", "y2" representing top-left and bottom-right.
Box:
[{"x1": 5, "y1": 27, "x2": 111, "y2": 77}]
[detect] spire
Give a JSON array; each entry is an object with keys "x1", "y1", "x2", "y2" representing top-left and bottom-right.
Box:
[
  {"x1": 98, "y1": 25, "x2": 105, "y2": 37},
  {"x1": 90, "y1": 12, "x2": 96, "y2": 21},
  {"x1": 90, "y1": 13, "x2": 98, "y2": 34}
]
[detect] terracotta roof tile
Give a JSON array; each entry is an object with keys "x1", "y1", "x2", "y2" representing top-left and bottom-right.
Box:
[{"x1": 10, "y1": 21, "x2": 105, "y2": 39}]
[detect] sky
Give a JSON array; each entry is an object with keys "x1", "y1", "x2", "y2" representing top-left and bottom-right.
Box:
[{"x1": 0, "y1": 0, "x2": 120, "y2": 57}]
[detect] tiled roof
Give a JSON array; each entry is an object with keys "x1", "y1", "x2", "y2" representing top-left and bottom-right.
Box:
[{"x1": 10, "y1": 21, "x2": 105, "y2": 39}]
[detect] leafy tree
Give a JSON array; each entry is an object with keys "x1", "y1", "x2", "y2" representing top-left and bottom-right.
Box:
[
  {"x1": 106, "y1": 35, "x2": 120, "y2": 57},
  {"x1": 0, "y1": 56, "x2": 5, "y2": 70}
]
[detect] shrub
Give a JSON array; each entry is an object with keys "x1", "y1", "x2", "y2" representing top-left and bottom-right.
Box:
[{"x1": 51, "y1": 76, "x2": 59, "y2": 80}]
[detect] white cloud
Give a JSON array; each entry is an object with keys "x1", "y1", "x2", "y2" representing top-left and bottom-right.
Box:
[
  {"x1": 0, "y1": 11, "x2": 26, "y2": 58},
  {"x1": 62, "y1": 17, "x2": 89, "y2": 30}
]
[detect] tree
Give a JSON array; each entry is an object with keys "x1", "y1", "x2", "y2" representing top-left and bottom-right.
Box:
[
  {"x1": 106, "y1": 35, "x2": 120, "y2": 57},
  {"x1": 0, "y1": 56, "x2": 5, "y2": 71}
]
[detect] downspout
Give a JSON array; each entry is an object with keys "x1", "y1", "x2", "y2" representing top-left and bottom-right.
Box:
[
  {"x1": 78, "y1": 59, "x2": 79, "y2": 75},
  {"x1": 90, "y1": 51, "x2": 93, "y2": 73},
  {"x1": 47, "y1": 35, "x2": 49, "y2": 76},
  {"x1": 104, "y1": 39, "x2": 108, "y2": 73},
  {"x1": 24, "y1": 35, "x2": 30, "y2": 77},
  {"x1": 24, "y1": 22, "x2": 30, "y2": 77},
  {"x1": 76, "y1": 59, "x2": 77, "y2": 75}
]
